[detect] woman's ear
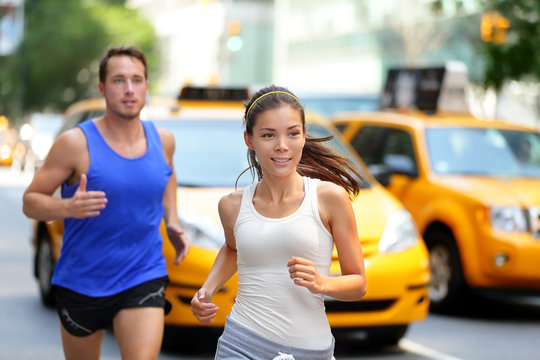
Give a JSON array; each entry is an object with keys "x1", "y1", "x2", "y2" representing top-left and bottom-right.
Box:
[{"x1": 244, "y1": 131, "x2": 255, "y2": 150}]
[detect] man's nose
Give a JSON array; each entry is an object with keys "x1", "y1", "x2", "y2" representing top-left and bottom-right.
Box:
[{"x1": 125, "y1": 80, "x2": 135, "y2": 93}]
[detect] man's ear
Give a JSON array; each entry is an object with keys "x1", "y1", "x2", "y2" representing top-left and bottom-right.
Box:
[
  {"x1": 98, "y1": 82, "x2": 105, "y2": 96},
  {"x1": 244, "y1": 131, "x2": 254, "y2": 150}
]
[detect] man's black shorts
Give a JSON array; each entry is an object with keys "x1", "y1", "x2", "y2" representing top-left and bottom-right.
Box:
[{"x1": 55, "y1": 276, "x2": 171, "y2": 337}]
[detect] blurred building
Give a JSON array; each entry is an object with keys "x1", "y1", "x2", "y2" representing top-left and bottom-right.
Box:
[
  {"x1": 273, "y1": 0, "x2": 482, "y2": 94},
  {"x1": 0, "y1": 0, "x2": 24, "y2": 56},
  {"x1": 127, "y1": 0, "x2": 273, "y2": 96},
  {"x1": 128, "y1": 0, "x2": 482, "y2": 94},
  {"x1": 126, "y1": 0, "x2": 538, "y2": 128}
]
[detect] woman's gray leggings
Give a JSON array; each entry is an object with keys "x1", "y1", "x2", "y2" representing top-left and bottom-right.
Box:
[{"x1": 214, "y1": 317, "x2": 335, "y2": 360}]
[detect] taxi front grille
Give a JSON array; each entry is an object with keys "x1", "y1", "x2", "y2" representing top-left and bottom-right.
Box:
[{"x1": 324, "y1": 299, "x2": 396, "y2": 313}]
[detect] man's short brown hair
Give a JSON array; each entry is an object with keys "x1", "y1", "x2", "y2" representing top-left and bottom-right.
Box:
[{"x1": 98, "y1": 46, "x2": 148, "y2": 83}]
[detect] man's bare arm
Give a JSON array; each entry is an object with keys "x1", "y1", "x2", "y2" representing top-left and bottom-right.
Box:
[
  {"x1": 158, "y1": 127, "x2": 189, "y2": 264},
  {"x1": 22, "y1": 128, "x2": 107, "y2": 221}
]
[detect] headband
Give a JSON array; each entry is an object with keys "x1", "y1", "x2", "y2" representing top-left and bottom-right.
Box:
[{"x1": 245, "y1": 91, "x2": 300, "y2": 120}]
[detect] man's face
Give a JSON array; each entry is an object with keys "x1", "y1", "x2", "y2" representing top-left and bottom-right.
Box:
[{"x1": 99, "y1": 55, "x2": 148, "y2": 120}]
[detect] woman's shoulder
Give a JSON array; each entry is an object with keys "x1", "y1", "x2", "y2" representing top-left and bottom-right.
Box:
[
  {"x1": 218, "y1": 189, "x2": 244, "y2": 227},
  {"x1": 316, "y1": 180, "x2": 350, "y2": 206},
  {"x1": 219, "y1": 189, "x2": 244, "y2": 212},
  {"x1": 316, "y1": 179, "x2": 347, "y2": 195}
]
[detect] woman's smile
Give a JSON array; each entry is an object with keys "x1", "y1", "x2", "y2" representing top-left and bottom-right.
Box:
[{"x1": 272, "y1": 157, "x2": 291, "y2": 165}]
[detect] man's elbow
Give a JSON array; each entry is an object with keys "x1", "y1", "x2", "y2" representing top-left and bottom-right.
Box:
[
  {"x1": 22, "y1": 194, "x2": 32, "y2": 218},
  {"x1": 22, "y1": 192, "x2": 39, "y2": 219}
]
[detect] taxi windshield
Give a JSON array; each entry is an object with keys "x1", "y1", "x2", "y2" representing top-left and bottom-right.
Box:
[
  {"x1": 302, "y1": 96, "x2": 379, "y2": 117},
  {"x1": 154, "y1": 119, "x2": 368, "y2": 187},
  {"x1": 154, "y1": 119, "x2": 251, "y2": 187},
  {"x1": 426, "y1": 127, "x2": 540, "y2": 177}
]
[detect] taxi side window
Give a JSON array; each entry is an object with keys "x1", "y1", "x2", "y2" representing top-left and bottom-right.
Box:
[
  {"x1": 58, "y1": 110, "x2": 106, "y2": 135},
  {"x1": 384, "y1": 129, "x2": 416, "y2": 164},
  {"x1": 351, "y1": 125, "x2": 418, "y2": 176},
  {"x1": 350, "y1": 125, "x2": 386, "y2": 166}
]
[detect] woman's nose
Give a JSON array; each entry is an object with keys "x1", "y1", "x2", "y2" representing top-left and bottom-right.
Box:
[{"x1": 275, "y1": 136, "x2": 288, "y2": 151}]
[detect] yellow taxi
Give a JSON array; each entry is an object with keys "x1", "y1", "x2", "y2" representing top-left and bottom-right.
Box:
[
  {"x1": 0, "y1": 116, "x2": 19, "y2": 166},
  {"x1": 332, "y1": 66, "x2": 540, "y2": 312},
  {"x1": 31, "y1": 86, "x2": 430, "y2": 346}
]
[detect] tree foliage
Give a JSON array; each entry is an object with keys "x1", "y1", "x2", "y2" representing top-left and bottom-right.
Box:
[
  {"x1": 0, "y1": 0, "x2": 158, "y2": 122},
  {"x1": 480, "y1": 0, "x2": 540, "y2": 90}
]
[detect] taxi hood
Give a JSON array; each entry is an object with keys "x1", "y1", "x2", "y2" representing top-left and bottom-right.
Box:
[
  {"x1": 435, "y1": 176, "x2": 540, "y2": 207},
  {"x1": 176, "y1": 186, "x2": 233, "y2": 226},
  {"x1": 350, "y1": 184, "x2": 404, "y2": 255}
]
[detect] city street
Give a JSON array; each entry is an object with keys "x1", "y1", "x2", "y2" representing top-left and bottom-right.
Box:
[{"x1": 1, "y1": 167, "x2": 539, "y2": 360}]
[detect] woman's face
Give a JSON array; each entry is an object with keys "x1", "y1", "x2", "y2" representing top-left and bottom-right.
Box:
[{"x1": 245, "y1": 105, "x2": 306, "y2": 178}]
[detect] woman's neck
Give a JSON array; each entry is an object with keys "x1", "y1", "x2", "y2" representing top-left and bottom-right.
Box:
[{"x1": 256, "y1": 173, "x2": 304, "y2": 204}]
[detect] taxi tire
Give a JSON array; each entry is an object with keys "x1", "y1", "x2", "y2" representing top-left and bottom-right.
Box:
[
  {"x1": 425, "y1": 228, "x2": 465, "y2": 313},
  {"x1": 367, "y1": 325, "x2": 408, "y2": 346},
  {"x1": 162, "y1": 326, "x2": 221, "y2": 353},
  {"x1": 333, "y1": 325, "x2": 408, "y2": 351},
  {"x1": 36, "y1": 236, "x2": 56, "y2": 307}
]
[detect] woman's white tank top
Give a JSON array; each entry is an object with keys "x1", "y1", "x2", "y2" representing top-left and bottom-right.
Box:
[{"x1": 229, "y1": 176, "x2": 334, "y2": 349}]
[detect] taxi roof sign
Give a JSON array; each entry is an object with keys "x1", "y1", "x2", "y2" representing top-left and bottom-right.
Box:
[
  {"x1": 178, "y1": 86, "x2": 249, "y2": 102},
  {"x1": 380, "y1": 62, "x2": 469, "y2": 114}
]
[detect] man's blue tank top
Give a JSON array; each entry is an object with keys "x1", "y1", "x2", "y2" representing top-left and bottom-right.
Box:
[{"x1": 53, "y1": 119, "x2": 172, "y2": 297}]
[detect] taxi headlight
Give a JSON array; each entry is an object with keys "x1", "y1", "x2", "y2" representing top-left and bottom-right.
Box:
[
  {"x1": 177, "y1": 209, "x2": 224, "y2": 249},
  {"x1": 489, "y1": 207, "x2": 527, "y2": 232},
  {"x1": 378, "y1": 209, "x2": 419, "y2": 253},
  {"x1": 31, "y1": 135, "x2": 53, "y2": 160},
  {"x1": 0, "y1": 144, "x2": 11, "y2": 160}
]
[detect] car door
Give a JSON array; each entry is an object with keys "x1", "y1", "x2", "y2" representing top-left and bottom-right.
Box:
[{"x1": 350, "y1": 124, "x2": 418, "y2": 199}]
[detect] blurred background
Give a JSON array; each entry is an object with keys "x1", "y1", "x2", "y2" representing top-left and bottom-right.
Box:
[
  {"x1": 2, "y1": 2, "x2": 540, "y2": 359},
  {"x1": 2, "y1": 0, "x2": 540, "y2": 133}
]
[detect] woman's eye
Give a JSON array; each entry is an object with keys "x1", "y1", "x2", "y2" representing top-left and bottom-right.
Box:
[{"x1": 262, "y1": 133, "x2": 273, "y2": 138}]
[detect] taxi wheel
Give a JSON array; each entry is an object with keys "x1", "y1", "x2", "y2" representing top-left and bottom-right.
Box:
[
  {"x1": 333, "y1": 325, "x2": 409, "y2": 351},
  {"x1": 162, "y1": 326, "x2": 221, "y2": 353},
  {"x1": 368, "y1": 325, "x2": 408, "y2": 346},
  {"x1": 425, "y1": 229, "x2": 464, "y2": 313},
  {"x1": 36, "y1": 237, "x2": 56, "y2": 307}
]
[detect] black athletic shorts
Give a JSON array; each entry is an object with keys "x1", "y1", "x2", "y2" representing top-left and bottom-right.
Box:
[{"x1": 55, "y1": 276, "x2": 171, "y2": 337}]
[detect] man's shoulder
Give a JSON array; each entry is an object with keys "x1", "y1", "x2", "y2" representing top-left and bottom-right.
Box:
[
  {"x1": 36, "y1": 126, "x2": 88, "y2": 177},
  {"x1": 154, "y1": 124, "x2": 173, "y2": 138},
  {"x1": 154, "y1": 125, "x2": 175, "y2": 152},
  {"x1": 55, "y1": 126, "x2": 86, "y2": 149}
]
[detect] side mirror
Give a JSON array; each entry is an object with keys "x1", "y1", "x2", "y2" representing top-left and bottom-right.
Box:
[
  {"x1": 368, "y1": 164, "x2": 391, "y2": 187},
  {"x1": 383, "y1": 154, "x2": 418, "y2": 178}
]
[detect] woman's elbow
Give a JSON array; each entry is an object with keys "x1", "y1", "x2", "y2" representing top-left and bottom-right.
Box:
[
  {"x1": 352, "y1": 278, "x2": 367, "y2": 301},
  {"x1": 358, "y1": 282, "x2": 367, "y2": 299}
]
